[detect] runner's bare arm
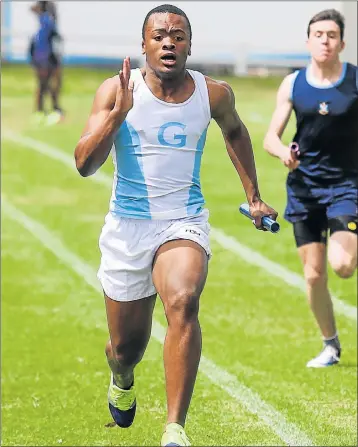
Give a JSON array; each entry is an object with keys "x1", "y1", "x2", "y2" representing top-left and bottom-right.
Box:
[
  {"x1": 74, "y1": 57, "x2": 134, "y2": 177},
  {"x1": 209, "y1": 79, "x2": 261, "y2": 205},
  {"x1": 74, "y1": 78, "x2": 121, "y2": 177},
  {"x1": 264, "y1": 73, "x2": 299, "y2": 170}
]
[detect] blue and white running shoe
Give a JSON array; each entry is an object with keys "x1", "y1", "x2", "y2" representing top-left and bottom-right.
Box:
[{"x1": 306, "y1": 344, "x2": 341, "y2": 368}]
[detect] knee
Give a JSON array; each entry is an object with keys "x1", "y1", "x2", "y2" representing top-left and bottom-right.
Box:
[
  {"x1": 105, "y1": 335, "x2": 147, "y2": 368},
  {"x1": 164, "y1": 288, "x2": 200, "y2": 326},
  {"x1": 39, "y1": 80, "x2": 48, "y2": 93},
  {"x1": 328, "y1": 237, "x2": 357, "y2": 279},
  {"x1": 331, "y1": 256, "x2": 357, "y2": 278},
  {"x1": 304, "y1": 266, "x2": 327, "y2": 288}
]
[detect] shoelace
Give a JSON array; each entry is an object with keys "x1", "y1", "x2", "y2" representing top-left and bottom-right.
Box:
[{"x1": 110, "y1": 386, "x2": 135, "y2": 410}]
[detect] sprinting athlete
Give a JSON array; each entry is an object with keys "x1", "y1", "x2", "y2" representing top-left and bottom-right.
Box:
[
  {"x1": 264, "y1": 9, "x2": 357, "y2": 368},
  {"x1": 74, "y1": 4, "x2": 278, "y2": 445}
]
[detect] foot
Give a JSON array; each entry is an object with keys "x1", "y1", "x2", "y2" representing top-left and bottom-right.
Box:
[
  {"x1": 161, "y1": 423, "x2": 191, "y2": 446},
  {"x1": 46, "y1": 109, "x2": 64, "y2": 126},
  {"x1": 306, "y1": 344, "x2": 341, "y2": 368},
  {"x1": 108, "y1": 373, "x2": 136, "y2": 428}
]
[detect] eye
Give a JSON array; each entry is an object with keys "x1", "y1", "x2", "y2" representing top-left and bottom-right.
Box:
[
  {"x1": 154, "y1": 35, "x2": 162, "y2": 41},
  {"x1": 175, "y1": 36, "x2": 184, "y2": 41}
]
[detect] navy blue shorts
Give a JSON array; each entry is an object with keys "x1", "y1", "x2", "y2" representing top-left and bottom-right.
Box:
[{"x1": 284, "y1": 177, "x2": 358, "y2": 223}]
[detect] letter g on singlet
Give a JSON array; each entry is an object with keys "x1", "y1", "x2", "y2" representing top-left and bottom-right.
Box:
[{"x1": 158, "y1": 122, "x2": 187, "y2": 148}]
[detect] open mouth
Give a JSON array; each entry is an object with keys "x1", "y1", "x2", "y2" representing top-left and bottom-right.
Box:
[{"x1": 160, "y1": 53, "x2": 177, "y2": 66}]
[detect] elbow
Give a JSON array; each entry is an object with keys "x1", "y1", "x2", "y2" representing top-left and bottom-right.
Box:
[
  {"x1": 75, "y1": 152, "x2": 91, "y2": 177},
  {"x1": 263, "y1": 134, "x2": 271, "y2": 152},
  {"x1": 76, "y1": 162, "x2": 91, "y2": 178},
  {"x1": 77, "y1": 166, "x2": 90, "y2": 177}
]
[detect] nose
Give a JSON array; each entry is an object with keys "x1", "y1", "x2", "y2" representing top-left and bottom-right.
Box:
[{"x1": 162, "y1": 37, "x2": 175, "y2": 51}]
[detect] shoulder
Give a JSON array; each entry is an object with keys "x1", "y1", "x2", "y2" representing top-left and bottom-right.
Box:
[
  {"x1": 96, "y1": 68, "x2": 141, "y2": 103},
  {"x1": 205, "y1": 76, "x2": 234, "y2": 101},
  {"x1": 346, "y1": 62, "x2": 358, "y2": 70},
  {"x1": 92, "y1": 76, "x2": 119, "y2": 110},
  {"x1": 204, "y1": 76, "x2": 235, "y2": 117},
  {"x1": 97, "y1": 76, "x2": 118, "y2": 96},
  {"x1": 346, "y1": 63, "x2": 358, "y2": 84},
  {"x1": 276, "y1": 71, "x2": 301, "y2": 103},
  {"x1": 281, "y1": 71, "x2": 299, "y2": 91},
  {"x1": 283, "y1": 71, "x2": 299, "y2": 85}
]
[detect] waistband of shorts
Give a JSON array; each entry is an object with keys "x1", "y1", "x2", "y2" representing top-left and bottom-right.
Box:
[{"x1": 107, "y1": 208, "x2": 209, "y2": 225}]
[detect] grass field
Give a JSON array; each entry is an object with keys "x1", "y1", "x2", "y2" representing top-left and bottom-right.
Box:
[{"x1": 1, "y1": 65, "x2": 357, "y2": 447}]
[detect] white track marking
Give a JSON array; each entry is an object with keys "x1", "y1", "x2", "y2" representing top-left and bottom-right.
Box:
[
  {"x1": 3, "y1": 130, "x2": 356, "y2": 322},
  {"x1": 3, "y1": 198, "x2": 314, "y2": 446}
]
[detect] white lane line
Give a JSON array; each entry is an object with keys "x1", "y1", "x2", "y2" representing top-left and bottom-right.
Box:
[
  {"x1": 3, "y1": 130, "x2": 356, "y2": 322},
  {"x1": 2, "y1": 198, "x2": 314, "y2": 446},
  {"x1": 210, "y1": 228, "x2": 357, "y2": 321}
]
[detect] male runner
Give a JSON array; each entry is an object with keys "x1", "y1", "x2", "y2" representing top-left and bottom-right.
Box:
[
  {"x1": 264, "y1": 9, "x2": 357, "y2": 368},
  {"x1": 75, "y1": 4, "x2": 277, "y2": 445}
]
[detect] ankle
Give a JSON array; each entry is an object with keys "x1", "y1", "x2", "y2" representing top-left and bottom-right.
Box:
[
  {"x1": 166, "y1": 421, "x2": 185, "y2": 430},
  {"x1": 165, "y1": 422, "x2": 185, "y2": 431},
  {"x1": 112, "y1": 372, "x2": 134, "y2": 390},
  {"x1": 323, "y1": 333, "x2": 341, "y2": 351}
]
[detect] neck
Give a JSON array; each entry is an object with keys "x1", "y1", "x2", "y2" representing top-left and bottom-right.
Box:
[
  {"x1": 143, "y1": 64, "x2": 187, "y2": 95},
  {"x1": 310, "y1": 58, "x2": 343, "y2": 82}
]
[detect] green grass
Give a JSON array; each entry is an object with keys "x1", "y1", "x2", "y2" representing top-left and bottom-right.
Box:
[{"x1": 1, "y1": 65, "x2": 357, "y2": 446}]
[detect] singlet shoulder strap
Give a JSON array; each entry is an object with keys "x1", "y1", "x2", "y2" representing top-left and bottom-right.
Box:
[{"x1": 187, "y1": 69, "x2": 211, "y2": 123}]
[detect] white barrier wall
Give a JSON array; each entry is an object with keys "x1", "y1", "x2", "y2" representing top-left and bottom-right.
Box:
[
  {"x1": 1, "y1": 1, "x2": 356, "y2": 66},
  {"x1": 341, "y1": 1, "x2": 358, "y2": 65}
]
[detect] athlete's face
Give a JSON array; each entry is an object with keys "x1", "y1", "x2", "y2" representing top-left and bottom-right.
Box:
[
  {"x1": 307, "y1": 20, "x2": 345, "y2": 63},
  {"x1": 142, "y1": 13, "x2": 191, "y2": 79}
]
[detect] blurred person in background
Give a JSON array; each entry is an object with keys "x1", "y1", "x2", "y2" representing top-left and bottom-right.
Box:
[
  {"x1": 74, "y1": 4, "x2": 277, "y2": 446},
  {"x1": 264, "y1": 9, "x2": 357, "y2": 368},
  {"x1": 29, "y1": 1, "x2": 64, "y2": 125}
]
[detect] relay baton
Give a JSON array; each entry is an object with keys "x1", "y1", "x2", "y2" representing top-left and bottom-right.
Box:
[
  {"x1": 289, "y1": 142, "x2": 300, "y2": 159},
  {"x1": 239, "y1": 203, "x2": 280, "y2": 234}
]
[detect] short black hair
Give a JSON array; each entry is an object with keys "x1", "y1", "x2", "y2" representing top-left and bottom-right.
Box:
[
  {"x1": 307, "y1": 9, "x2": 345, "y2": 40},
  {"x1": 39, "y1": 1, "x2": 48, "y2": 13},
  {"x1": 142, "y1": 4, "x2": 192, "y2": 40},
  {"x1": 38, "y1": 1, "x2": 57, "y2": 20}
]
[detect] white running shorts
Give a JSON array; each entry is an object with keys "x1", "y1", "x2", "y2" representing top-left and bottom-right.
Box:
[{"x1": 97, "y1": 209, "x2": 211, "y2": 301}]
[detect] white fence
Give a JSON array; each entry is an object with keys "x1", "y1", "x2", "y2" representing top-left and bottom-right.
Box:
[{"x1": 1, "y1": 1, "x2": 356, "y2": 71}]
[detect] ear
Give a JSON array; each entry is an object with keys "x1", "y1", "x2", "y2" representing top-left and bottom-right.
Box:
[
  {"x1": 188, "y1": 42, "x2": 191, "y2": 57},
  {"x1": 340, "y1": 40, "x2": 345, "y2": 52},
  {"x1": 142, "y1": 39, "x2": 146, "y2": 55}
]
